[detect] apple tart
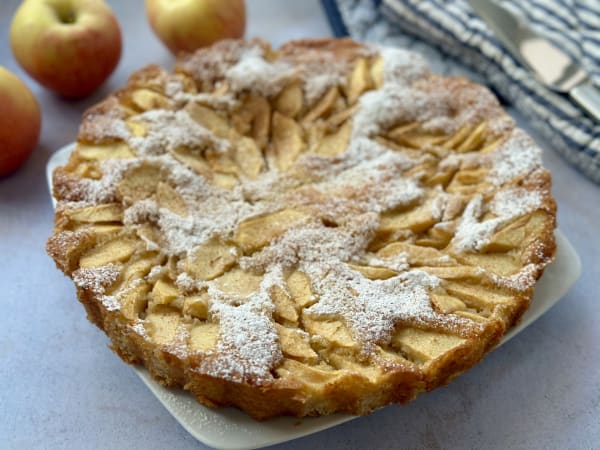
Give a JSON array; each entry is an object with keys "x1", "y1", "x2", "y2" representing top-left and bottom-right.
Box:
[{"x1": 47, "y1": 38, "x2": 556, "y2": 419}]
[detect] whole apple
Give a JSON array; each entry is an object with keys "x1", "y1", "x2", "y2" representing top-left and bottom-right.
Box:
[
  {"x1": 0, "y1": 67, "x2": 41, "y2": 177},
  {"x1": 146, "y1": 0, "x2": 246, "y2": 54},
  {"x1": 10, "y1": 0, "x2": 122, "y2": 98}
]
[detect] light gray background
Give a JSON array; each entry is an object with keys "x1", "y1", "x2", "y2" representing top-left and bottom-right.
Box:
[{"x1": 1, "y1": 1, "x2": 598, "y2": 449}]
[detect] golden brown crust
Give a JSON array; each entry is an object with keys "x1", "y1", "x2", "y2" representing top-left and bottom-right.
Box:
[{"x1": 47, "y1": 38, "x2": 556, "y2": 420}]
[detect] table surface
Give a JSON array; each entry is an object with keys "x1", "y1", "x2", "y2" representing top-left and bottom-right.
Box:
[{"x1": 1, "y1": 1, "x2": 599, "y2": 449}]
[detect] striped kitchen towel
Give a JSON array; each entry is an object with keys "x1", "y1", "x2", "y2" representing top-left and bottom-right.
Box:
[{"x1": 321, "y1": 0, "x2": 600, "y2": 183}]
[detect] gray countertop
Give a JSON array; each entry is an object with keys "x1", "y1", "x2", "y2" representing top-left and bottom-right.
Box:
[{"x1": 1, "y1": 1, "x2": 599, "y2": 449}]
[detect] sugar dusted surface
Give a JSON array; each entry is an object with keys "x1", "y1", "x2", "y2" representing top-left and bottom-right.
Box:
[
  {"x1": 199, "y1": 268, "x2": 285, "y2": 384},
  {"x1": 491, "y1": 129, "x2": 542, "y2": 186},
  {"x1": 452, "y1": 186, "x2": 545, "y2": 252},
  {"x1": 307, "y1": 266, "x2": 444, "y2": 349},
  {"x1": 369, "y1": 252, "x2": 409, "y2": 272},
  {"x1": 380, "y1": 46, "x2": 430, "y2": 85},
  {"x1": 73, "y1": 264, "x2": 120, "y2": 295},
  {"x1": 52, "y1": 39, "x2": 555, "y2": 388},
  {"x1": 491, "y1": 263, "x2": 541, "y2": 292},
  {"x1": 225, "y1": 46, "x2": 296, "y2": 98},
  {"x1": 129, "y1": 109, "x2": 229, "y2": 156},
  {"x1": 303, "y1": 72, "x2": 343, "y2": 105}
]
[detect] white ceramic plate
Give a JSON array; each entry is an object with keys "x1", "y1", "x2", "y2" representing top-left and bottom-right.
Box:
[{"x1": 47, "y1": 144, "x2": 581, "y2": 450}]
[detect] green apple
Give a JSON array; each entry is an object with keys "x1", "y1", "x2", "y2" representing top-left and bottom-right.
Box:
[
  {"x1": 0, "y1": 67, "x2": 41, "y2": 177},
  {"x1": 146, "y1": 0, "x2": 246, "y2": 54},
  {"x1": 10, "y1": 0, "x2": 122, "y2": 98}
]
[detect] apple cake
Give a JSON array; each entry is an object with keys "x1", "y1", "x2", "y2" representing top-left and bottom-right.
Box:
[{"x1": 47, "y1": 38, "x2": 556, "y2": 420}]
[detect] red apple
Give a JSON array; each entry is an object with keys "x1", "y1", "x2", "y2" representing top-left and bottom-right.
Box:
[
  {"x1": 146, "y1": 0, "x2": 246, "y2": 54},
  {"x1": 0, "y1": 67, "x2": 41, "y2": 177},
  {"x1": 10, "y1": 0, "x2": 122, "y2": 98}
]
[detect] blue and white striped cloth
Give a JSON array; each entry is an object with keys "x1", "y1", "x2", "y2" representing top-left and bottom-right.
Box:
[{"x1": 321, "y1": 0, "x2": 600, "y2": 183}]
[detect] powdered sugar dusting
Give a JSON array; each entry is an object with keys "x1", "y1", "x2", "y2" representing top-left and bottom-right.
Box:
[
  {"x1": 292, "y1": 150, "x2": 424, "y2": 220},
  {"x1": 368, "y1": 252, "x2": 409, "y2": 272},
  {"x1": 73, "y1": 264, "x2": 121, "y2": 294},
  {"x1": 129, "y1": 109, "x2": 229, "y2": 156},
  {"x1": 131, "y1": 320, "x2": 149, "y2": 339},
  {"x1": 452, "y1": 195, "x2": 497, "y2": 251},
  {"x1": 175, "y1": 272, "x2": 196, "y2": 292},
  {"x1": 198, "y1": 267, "x2": 285, "y2": 383},
  {"x1": 158, "y1": 209, "x2": 235, "y2": 257},
  {"x1": 177, "y1": 39, "x2": 262, "y2": 85},
  {"x1": 225, "y1": 46, "x2": 296, "y2": 98},
  {"x1": 147, "y1": 265, "x2": 164, "y2": 282},
  {"x1": 240, "y1": 214, "x2": 379, "y2": 274},
  {"x1": 165, "y1": 79, "x2": 238, "y2": 110},
  {"x1": 452, "y1": 186, "x2": 544, "y2": 252},
  {"x1": 80, "y1": 115, "x2": 131, "y2": 142},
  {"x1": 296, "y1": 136, "x2": 415, "y2": 181},
  {"x1": 353, "y1": 45, "x2": 489, "y2": 138},
  {"x1": 380, "y1": 46, "x2": 430, "y2": 85},
  {"x1": 307, "y1": 265, "x2": 447, "y2": 350},
  {"x1": 79, "y1": 97, "x2": 130, "y2": 142},
  {"x1": 155, "y1": 193, "x2": 272, "y2": 257},
  {"x1": 100, "y1": 278, "x2": 144, "y2": 312},
  {"x1": 280, "y1": 43, "x2": 350, "y2": 105},
  {"x1": 60, "y1": 159, "x2": 133, "y2": 204},
  {"x1": 491, "y1": 188, "x2": 543, "y2": 218},
  {"x1": 491, "y1": 263, "x2": 541, "y2": 292},
  {"x1": 431, "y1": 189, "x2": 449, "y2": 221},
  {"x1": 353, "y1": 85, "x2": 431, "y2": 138},
  {"x1": 239, "y1": 212, "x2": 456, "y2": 356},
  {"x1": 303, "y1": 72, "x2": 343, "y2": 105},
  {"x1": 491, "y1": 129, "x2": 542, "y2": 185},
  {"x1": 124, "y1": 198, "x2": 159, "y2": 225},
  {"x1": 98, "y1": 294, "x2": 121, "y2": 312}
]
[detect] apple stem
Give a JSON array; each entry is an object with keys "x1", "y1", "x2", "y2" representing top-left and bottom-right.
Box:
[{"x1": 55, "y1": 4, "x2": 77, "y2": 24}]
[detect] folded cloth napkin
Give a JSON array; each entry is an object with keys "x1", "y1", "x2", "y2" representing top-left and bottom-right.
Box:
[{"x1": 321, "y1": 0, "x2": 600, "y2": 184}]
